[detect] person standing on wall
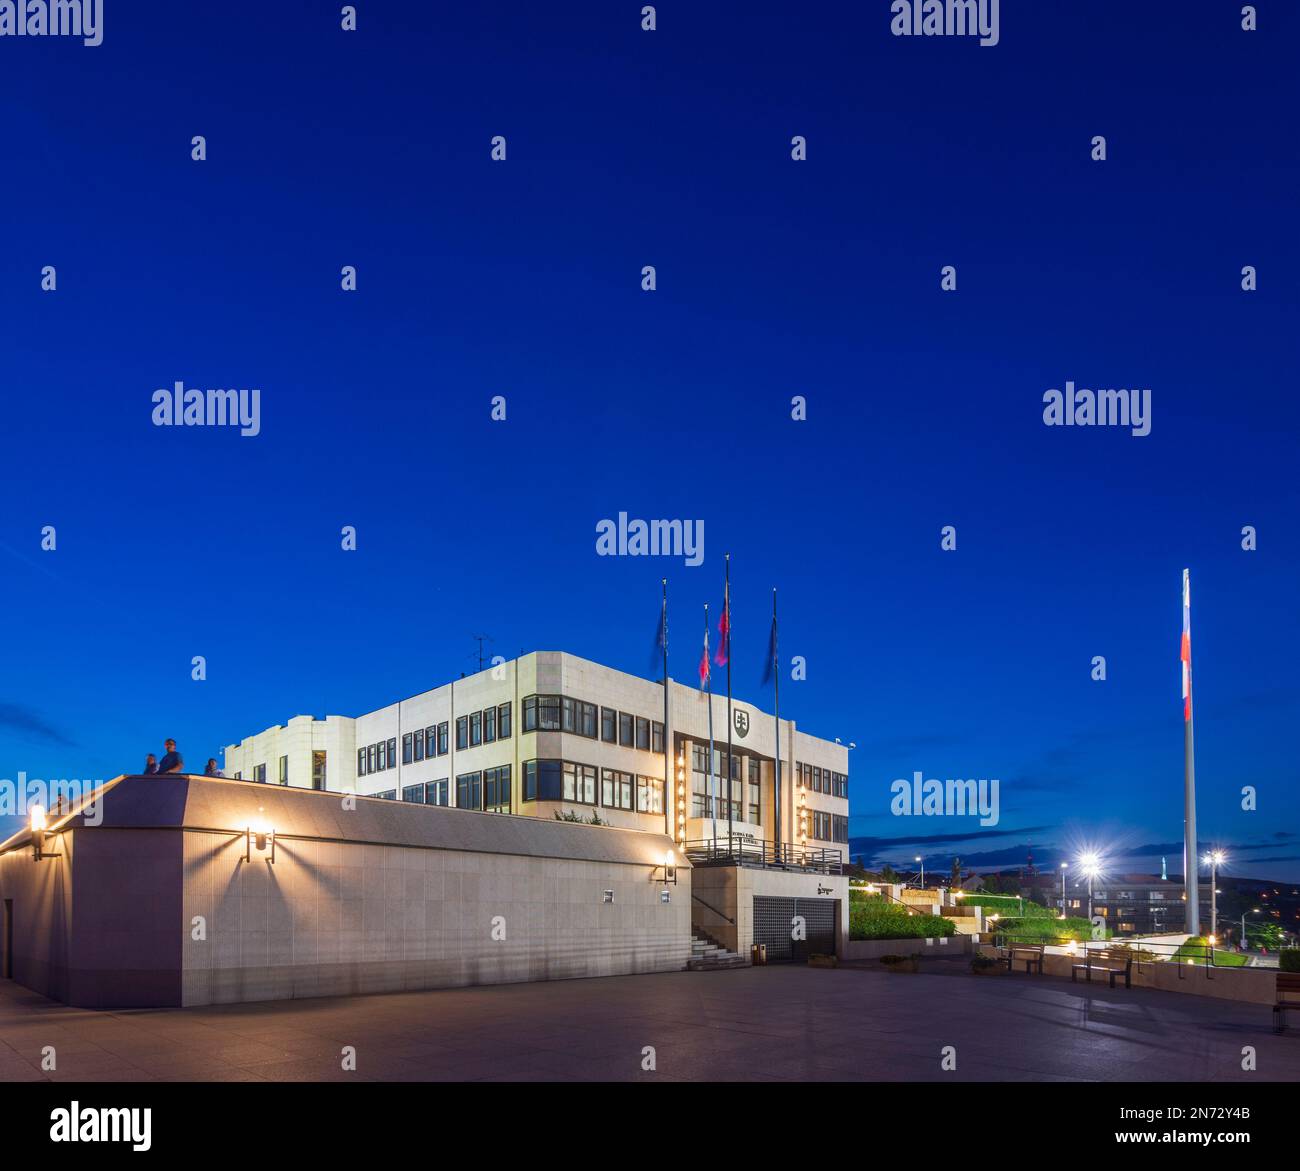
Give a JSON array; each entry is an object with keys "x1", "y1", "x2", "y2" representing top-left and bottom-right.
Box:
[{"x1": 157, "y1": 739, "x2": 184, "y2": 774}]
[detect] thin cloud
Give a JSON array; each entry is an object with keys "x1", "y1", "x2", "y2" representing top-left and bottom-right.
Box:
[{"x1": 0, "y1": 703, "x2": 76, "y2": 748}]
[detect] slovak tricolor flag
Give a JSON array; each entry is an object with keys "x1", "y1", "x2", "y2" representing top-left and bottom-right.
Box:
[
  {"x1": 714, "y1": 595, "x2": 730, "y2": 668},
  {"x1": 1181, "y1": 569, "x2": 1192, "y2": 723},
  {"x1": 699, "y1": 624, "x2": 711, "y2": 689}
]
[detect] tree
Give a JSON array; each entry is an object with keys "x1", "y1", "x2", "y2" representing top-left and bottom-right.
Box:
[{"x1": 1247, "y1": 921, "x2": 1286, "y2": 951}]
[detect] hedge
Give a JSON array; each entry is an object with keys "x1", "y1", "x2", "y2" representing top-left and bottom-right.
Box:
[
  {"x1": 1277, "y1": 949, "x2": 1300, "y2": 973},
  {"x1": 850, "y1": 906, "x2": 956, "y2": 941},
  {"x1": 993, "y1": 916, "x2": 1096, "y2": 942},
  {"x1": 961, "y1": 896, "x2": 1057, "y2": 917}
]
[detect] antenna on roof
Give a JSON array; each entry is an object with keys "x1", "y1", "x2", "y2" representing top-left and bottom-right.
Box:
[{"x1": 470, "y1": 634, "x2": 493, "y2": 672}]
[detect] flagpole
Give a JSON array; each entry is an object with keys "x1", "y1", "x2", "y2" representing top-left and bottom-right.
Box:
[
  {"x1": 661, "y1": 578, "x2": 670, "y2": 840},
  {"x1": 724, "y1": 554, "x2": 733, "y2": 843},
  {"x1": 772, "y1": 587, "x2": 781, "y2": 858},
  {"x1": 1182, "y1": 568, "x2": 1199, "y2": 934},
  {"x1": 705, "y1": 603, "x2": 716, "y2": 845}
]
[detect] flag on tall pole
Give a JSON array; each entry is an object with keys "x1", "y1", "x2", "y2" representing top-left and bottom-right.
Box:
[
  {"x1": 720, "y1": 555, "x2": 733, "y2": 839},
  {"x1": 700, "y1": 603, "x2": 716, "y2": 842},
  {"x1": 1181, "y1": 568, "x2": 1199, "y2": 934},
  {"x1": 763, "y1": 588, "x2": 782, "y2": 854}
]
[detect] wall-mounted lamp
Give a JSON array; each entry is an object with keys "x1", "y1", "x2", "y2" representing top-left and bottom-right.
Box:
[
  {"x1": 652, "y1": 848, "x2": 678, "y2": 885},
  {"x1": 243, "y1": 819, "x2": 276, "y2": 864},
  {"x1": 29, "y1": 805, "x2": 60, "y2": 862}
]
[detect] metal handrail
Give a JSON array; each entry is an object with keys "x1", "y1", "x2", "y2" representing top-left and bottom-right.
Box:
[
  {"x1": 691, "y1": 892, "x2": 736, "y2": 926},
  {"x1": 989, "y1": 931, "x2": 1247, "y2": 979},
  {"x1": 682, "y1": 834, "x2": 843, "y2": 875}
]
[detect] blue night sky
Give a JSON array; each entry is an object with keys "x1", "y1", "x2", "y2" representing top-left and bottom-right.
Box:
[{"x1": 1, "y1": 2, "x2": 1297, "y2": 881}]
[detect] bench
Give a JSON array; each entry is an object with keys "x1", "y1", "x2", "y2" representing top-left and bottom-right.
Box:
[
  {"x1": 1071, "y1": 947, "x2": 1133, "y2": 989},
  {"x1": 999, "y1": 943, "x2": 1045, "y2": 974},
  {"x1": 1273, "y1": 973, "x2": 1300, "y2": 1033}
]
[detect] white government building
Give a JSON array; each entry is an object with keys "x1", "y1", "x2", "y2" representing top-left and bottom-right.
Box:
[
  {"x1": 222, "y1": 650, "x2": 850, "y2": 863},
  {"x1": 0, "y1": 649, "x2": 852, "y2": 1002}
]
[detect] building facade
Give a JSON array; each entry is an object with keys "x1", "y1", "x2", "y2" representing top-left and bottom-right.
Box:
[
  {"x1": 1020, "y1": 871, "x2": 1213, "y2": 937},
  {"x1": 223, "y1": 651, "x2": 850, "y2": 861}
]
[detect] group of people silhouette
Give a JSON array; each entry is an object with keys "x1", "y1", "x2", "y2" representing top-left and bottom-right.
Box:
[{"x1": 141, "y1": 740, "x2": 224, "y2": 778}]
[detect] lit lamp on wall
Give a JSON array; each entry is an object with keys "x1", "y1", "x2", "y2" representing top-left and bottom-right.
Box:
[
  {"x1": 243, "y1": 816, "x2": 276, "y2": 864},
  {"x1": 29, "y1": 805, "x2": 59, "y2": 862},
  {"x1": 654, "y1": 848, "x2": 678, "y2": 886}
]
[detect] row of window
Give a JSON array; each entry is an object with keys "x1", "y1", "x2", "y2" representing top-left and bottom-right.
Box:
[
  {"x1": 402, "y1": 723, "x2": 444, "y2": 764},
  {"x1": 521, "y1": 695, "x2": 665, "y2": 753},
  {"x1": 381, "y1": 760, "x2": 666, "y2": 817},
  {"x1": 357, "y1": 737, "x2": 399, "y2": 777},
  {"x1": 520, "y1": 759, "x2": 664, "y2": 813},
  {"x1": 358, "y1": 704, "x2": 516, "y2": 779},
  {"x1": 364, "y1": 724, "x2": 449, "y2": 777},
  {"x1": 244, "y1": 753, "x2": 325, "y2": 789},
  {"x1": 455, "y1": 702, "x2": 513, "y2": 751},
  {"x1": 690, "y1": 746, "x2": 762, "y2": 824},
  {"x1": 796, "y1": 762, "x2": 848, "y2": 799},
  {"x1": 401, "y1": 780, "x2": 450, "y2": 806},
  {"x1": 806, "y1": 811, "x2": 850, "y2": 844}
]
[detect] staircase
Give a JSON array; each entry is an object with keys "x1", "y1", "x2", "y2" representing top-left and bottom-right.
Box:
[{"x1": 688, "y1": 928, "x2": 749, "y2": 971}]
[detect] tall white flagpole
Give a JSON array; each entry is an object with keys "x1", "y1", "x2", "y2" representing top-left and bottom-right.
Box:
[{"x1": 1182, "y1": 568, "x2": 1200, "y2": 935}]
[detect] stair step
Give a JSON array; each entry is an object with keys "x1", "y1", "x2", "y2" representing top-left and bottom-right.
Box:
[{"x1": 687, "y1": 955, "x2": 750, "y2": 971}]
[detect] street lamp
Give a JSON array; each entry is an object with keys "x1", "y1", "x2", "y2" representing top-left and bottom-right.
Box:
[
  {"x1": 1078, "y1": 852, "x2": 1101, "y2": 922},
  {"x1": 1203, "y1": 850, "x2": 1225, "y2": 940},
  {"x1": 1241, "y1": 907, "x2": 1259, "y2": 951},
  {"x1": 1059, "y1": 862, "x2": 1069, "y2": 914},
  {"x1": 916, "y1": 855, "x2": 924, "y2": 888}
]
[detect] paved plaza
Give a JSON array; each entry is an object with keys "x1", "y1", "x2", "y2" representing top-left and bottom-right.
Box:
[{"x1": 1, "y1": 964, "x2": 1296, "y2": 1082}]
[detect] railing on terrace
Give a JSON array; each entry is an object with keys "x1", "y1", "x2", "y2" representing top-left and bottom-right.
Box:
[
  {"x1": 990, "y1": 931, "x2": 1263, "y2": 981},
  {"x1": 683, "y1": 835, "x2": 843, "y2": 875}
]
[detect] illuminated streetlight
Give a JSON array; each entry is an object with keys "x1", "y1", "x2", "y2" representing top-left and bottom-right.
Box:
[
  {"x1": 1077, "y1": 852, "x2": 1102, "y2": 921},
  {"x1": 1203, "y1": 850, "x2": 1226, "y2": 940},
  {"x1": 1242, "y1": 907, "x2": 1260, "y2": 951}
]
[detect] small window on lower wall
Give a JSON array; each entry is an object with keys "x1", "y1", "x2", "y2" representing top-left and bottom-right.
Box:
[
  {"x1": 483, "y1": 765, "x2": 511, "y2": 813},
  {"x1": 523, "y1": 759, "x2": 599, "y2": 804},
  {"x1": 403, "y1": 783, "x2": 426, "y2": 803},
  {"x1": 373, "y1": 790, "x2": 397, "y2": 801},
  {"x1": 523, "y1": 759, "x2": 560, "y2": 802},
  {"x1": 601, "y1": 768, "x2": 633, "y2": 811},
  {"x1": 456, "y1": 771, "x2": 482, "y2": 810},
  {"x1": 564, "y1": 762, "x2": 597, "y2": 804},
  {"x1": 427, "y1": 779, "x2": 449, "y2": 806},
  {"x1": 253, "y1": 763, "x2": 266, "y2": 784},
  {"x1": 636, "y1": 775, "x2": 663, "y2": 814}
]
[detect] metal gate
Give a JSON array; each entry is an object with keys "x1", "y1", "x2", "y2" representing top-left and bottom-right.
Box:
[{"x1": 753, "y1": 896, "x2": 837, "y2": 963}]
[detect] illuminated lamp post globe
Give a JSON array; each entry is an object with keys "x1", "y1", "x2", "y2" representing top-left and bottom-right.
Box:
[
  {"x1": 1078, "y1": 852, "x2": 1101, "y2": 922},
  {"x1": 1203, "y1": 850, "x2": 1226, "y2": 941}
]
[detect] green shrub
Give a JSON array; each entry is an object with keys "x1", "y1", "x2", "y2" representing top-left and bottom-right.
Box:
[
  {"x1": 962, "y1": 896, "x2": 1056, "y2": 917},
  {"x1": 994, "y1": 916, "x2": 1096, "y2": 942},
  {"x1": 1277, "y1": 949, "x2": 1300, "y2": 973},
  {"x1": 850, "y1": 906, "x2": 955, "y2": 941},
  {"x1": 1173, "y1": 937, "x2": 1249, "y2": 967}
]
